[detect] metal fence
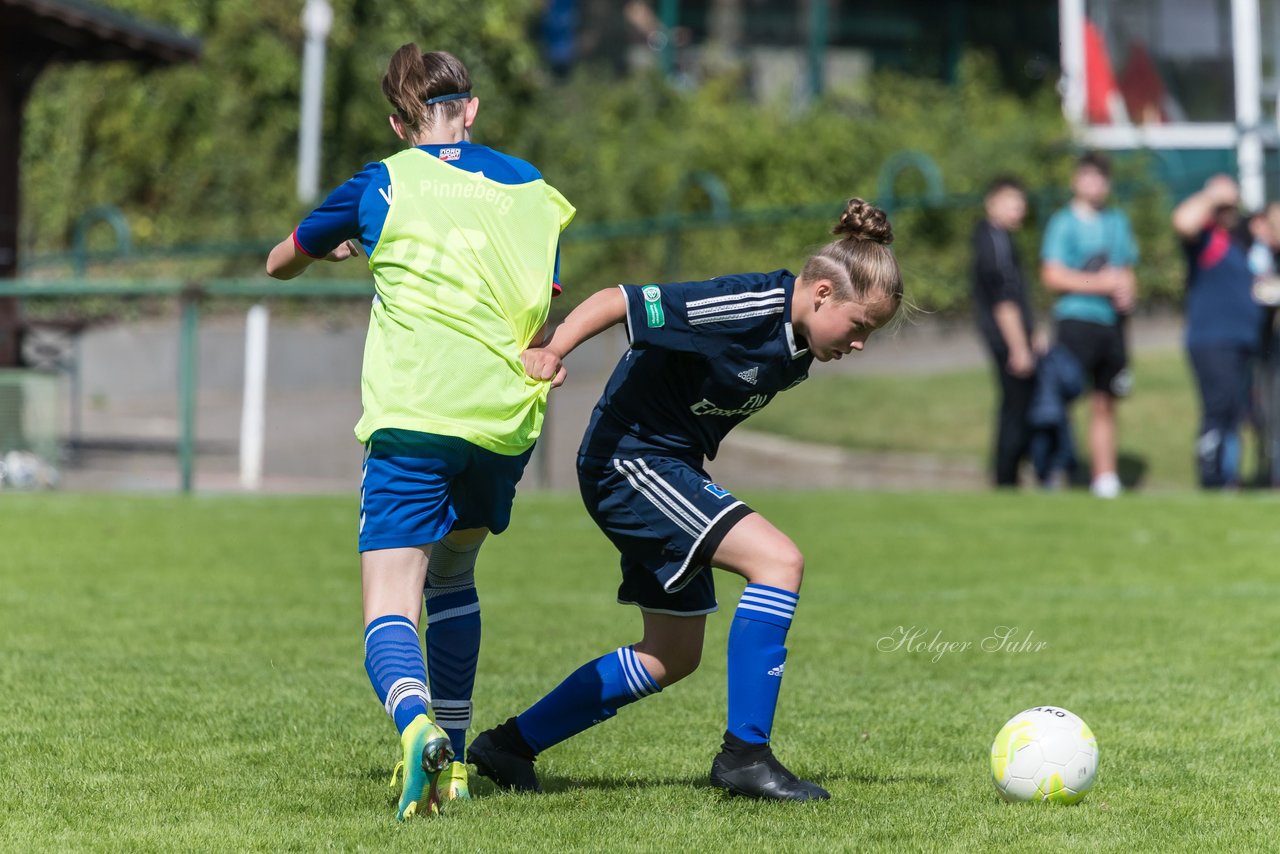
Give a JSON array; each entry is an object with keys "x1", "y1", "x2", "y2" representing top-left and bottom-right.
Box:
[
  {"x1": 0, "y1": 150, "x2": 1186, "y2": 493},
  {"x1": 0, "y1": 368, "x2": 61, "y2": 488}
]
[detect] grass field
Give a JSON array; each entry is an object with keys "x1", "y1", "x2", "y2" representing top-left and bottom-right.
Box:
[
  {"x1": 3, "y1": 491, "x2": 1279, "y2": 852},
  {"x1": 750, "y1": 350, "x2": 1233, "y2": 491}
]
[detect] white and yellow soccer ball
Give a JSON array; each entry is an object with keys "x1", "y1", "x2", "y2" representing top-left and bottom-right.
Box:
[{"x1": 990, "y1": 706, "x2": 1098, "y2": 804}]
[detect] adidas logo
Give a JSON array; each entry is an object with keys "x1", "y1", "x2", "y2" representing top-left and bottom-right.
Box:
[
  {"x1": 738, "y1": 366, "x2": 759, "y2": 385},
  {"x1": 767, "y1": 663, "x2": 785, "y2": 677}
]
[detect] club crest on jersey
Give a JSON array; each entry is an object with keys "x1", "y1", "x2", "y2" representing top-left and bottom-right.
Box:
[
  {"x1": 737, "y1": 366, "x2": 759, "y2": 385},
  {"x1": 439, "y1": 147, "x2": 462, "y2": 161},
  {"x1": 643, "y1": 286, "x2": 665, "y2": 328},
  {"x1": 704, "y1": 482, "x2": 731, "y2": 499}
]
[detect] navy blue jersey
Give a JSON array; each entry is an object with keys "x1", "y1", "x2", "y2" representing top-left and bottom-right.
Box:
[
  {"x1": 1183, "y1": 226, "x2": 1265, "y2": 351},
  {"x1": 579, "y1": 270, "x2": 814, "y2": 461},
  {"x1": 293, "y1": 141, "x2": 562, "y2": 292}
]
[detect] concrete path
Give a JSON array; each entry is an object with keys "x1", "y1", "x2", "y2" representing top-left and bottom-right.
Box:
[{"x1": 39, "y1": 307, "x2": 1183, "y2": 494}]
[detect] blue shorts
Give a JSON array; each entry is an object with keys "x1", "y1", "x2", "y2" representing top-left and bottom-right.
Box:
[
  {"x1": 577, "y1": 454, "x2": 754, "y2": 616},
  {"x1": 359, "y1": 429, "x2": 534, "y2": 552}
]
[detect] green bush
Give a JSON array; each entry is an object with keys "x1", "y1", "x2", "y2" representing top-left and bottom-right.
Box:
[
  {"x1": 19, "y1": 0, "x2": 544, "y2": 252},
  {"x1": 519, "y1": 55, "x2": 1184, "y2": 315},
  {"x1": 20, "y1": 4, "x2": 1186, "y2": 316}
]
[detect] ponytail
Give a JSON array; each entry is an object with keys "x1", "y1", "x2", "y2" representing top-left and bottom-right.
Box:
[{"x1": 381, "y1": 44, "x2": 473, "y2": 133}]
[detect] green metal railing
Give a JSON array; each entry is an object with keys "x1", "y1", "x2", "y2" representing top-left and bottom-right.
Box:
[
  {"x1": 71, "y1": 206, "x2": 132, "y2": 276},
  {"x1": 0, "y1": 277, "x2": 378, "y2": 492},
  {"x1": 7, "y1": 155, "x2": 974, "y2": 292},
  {"x1": 808, "y1": 0, "x2": 829, "y2": 97},
  {"x1": 6, "y1": 151, "x2": 1141, "y2": 493},
  {"x1": 876, "y1": 150, "x2": 946, "y2": 209},
  {"x1": 0, "y1": 206, "x2": 974, "y2": 493}
]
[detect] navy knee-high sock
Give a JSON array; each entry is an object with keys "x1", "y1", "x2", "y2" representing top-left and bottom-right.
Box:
[{"x1": 424, "y1": 538, "x2": 483, "y2": 759}]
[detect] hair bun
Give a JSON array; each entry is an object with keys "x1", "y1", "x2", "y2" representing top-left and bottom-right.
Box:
[{"x1": 833, "y1": 198, "x2": 894, "y2": 245}]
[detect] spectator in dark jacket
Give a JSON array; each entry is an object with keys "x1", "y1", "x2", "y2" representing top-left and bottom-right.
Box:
[
  {"x1": 972, "y1": 176, "x2": 1038, "y2": 486},
  {"x1": 1171, "y1": 174, "x2": 1266, "y2": 488},
  {"x1": 1028, "y1": 344, "x2": 1084, "y2": 487}
]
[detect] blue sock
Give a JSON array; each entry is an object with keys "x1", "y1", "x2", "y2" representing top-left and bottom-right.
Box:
[
  {"x1": 425, "y1": 587, "x2": 481, "y2": 759},
  {"x1": 727, "y1": 584, "x2": 798, "y2": 744},
  {"x1": 516, "y1": 646, "x2": 660, "y2": 754},
  {"x1": 364, "y1": 615, "x2": 430, "y2": 734}
]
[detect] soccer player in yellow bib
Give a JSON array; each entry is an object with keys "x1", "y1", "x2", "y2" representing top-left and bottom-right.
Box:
[{"x1": 266, "y1": 45, "x2": 574, "y2": 819}]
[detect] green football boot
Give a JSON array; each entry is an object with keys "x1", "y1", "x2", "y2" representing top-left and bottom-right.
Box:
[
  {"x1": 439, "y1": 760, "x2": 472, "y2": 802},
  {"x1": 390, "y1": 714, "x2": 454, "y2": 820}
]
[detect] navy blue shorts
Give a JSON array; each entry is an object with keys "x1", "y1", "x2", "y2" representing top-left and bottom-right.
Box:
[
  {"x1": 359, "y1": 429, "x2": 534, "y2": 552},
  {"x1": 577, "y1": 454, "x2": 754, "y2": 616}
]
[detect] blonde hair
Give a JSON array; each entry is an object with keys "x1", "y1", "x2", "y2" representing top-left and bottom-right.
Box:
[
  {"x1": 381, "y1": 44, "x2": 472, "y2": 134},
  {"x1": 800, "y1": 198, "x2": 903, "y2": 307}
]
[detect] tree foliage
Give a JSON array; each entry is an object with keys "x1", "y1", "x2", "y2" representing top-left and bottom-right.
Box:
[
  {"x1": 21, "y1": 5, "x2": 1184, "y2": 313},
  {"x1": 21, "y1": 0, "x2": 543, "y2": 248}
]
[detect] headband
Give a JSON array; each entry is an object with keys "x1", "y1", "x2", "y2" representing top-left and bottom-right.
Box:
[{"x1": 424, "y1": 91, "x2": 471, "y2": 105}]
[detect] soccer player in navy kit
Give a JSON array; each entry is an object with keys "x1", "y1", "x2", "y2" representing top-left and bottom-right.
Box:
[{"x1": 468, "y1": 199, "x2": 903, "y2": 801}]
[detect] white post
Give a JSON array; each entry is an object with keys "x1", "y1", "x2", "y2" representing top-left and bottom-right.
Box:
[
  {"x1": 1233, "y1": 0, "x2": 1265, "y2": 209},
  {"x1": 297, "y1": 0, "x2": 333, "y2": 204},
  {"x1": 1059, "y1": 0, "x2": 1087, "y2": 127},
  {"x1": 240, "y1": 304, "x2": 270, "y2": 491},
  {"x1": 1274, "y1": 0, "x2": 1280, "y2": 140}
]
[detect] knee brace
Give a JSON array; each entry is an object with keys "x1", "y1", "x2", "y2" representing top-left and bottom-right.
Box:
[{"x1": 424, "y1": 534, "x2": 485, "y2": 610}]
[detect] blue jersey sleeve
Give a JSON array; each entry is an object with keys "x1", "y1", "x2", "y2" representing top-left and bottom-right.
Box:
[
  {"x1": 553, "y1": 245, "x2": 563, "y2": 296},
  {"x1": 294, "y1": 162, "x2": 387, "y2": 257}
]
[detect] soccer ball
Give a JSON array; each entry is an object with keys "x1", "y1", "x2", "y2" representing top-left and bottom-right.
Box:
[{"x1": 990, "y1": 706, "x2": 1098, "y2": 804}]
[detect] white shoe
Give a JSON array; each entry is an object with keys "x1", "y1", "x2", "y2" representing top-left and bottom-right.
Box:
[{"x1": 1090, "y1": 472, "x2": 1121, "y2": 499}]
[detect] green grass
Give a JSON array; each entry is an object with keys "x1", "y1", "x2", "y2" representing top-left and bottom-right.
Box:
[
  {"x1": 750, "y1": 350, "x2": 1222, "y2": 490},
  {"x1": 4, "y1": 491, "x2": 1280, "y2": 851}
]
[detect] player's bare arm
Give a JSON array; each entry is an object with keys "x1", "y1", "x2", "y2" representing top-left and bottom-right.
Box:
[
  {"x1": 266, "y1": 236, "x2": 359, "y2": 280},
  {"x1": 521, "y1": 287, "x2": 626, "y2": 387}
]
